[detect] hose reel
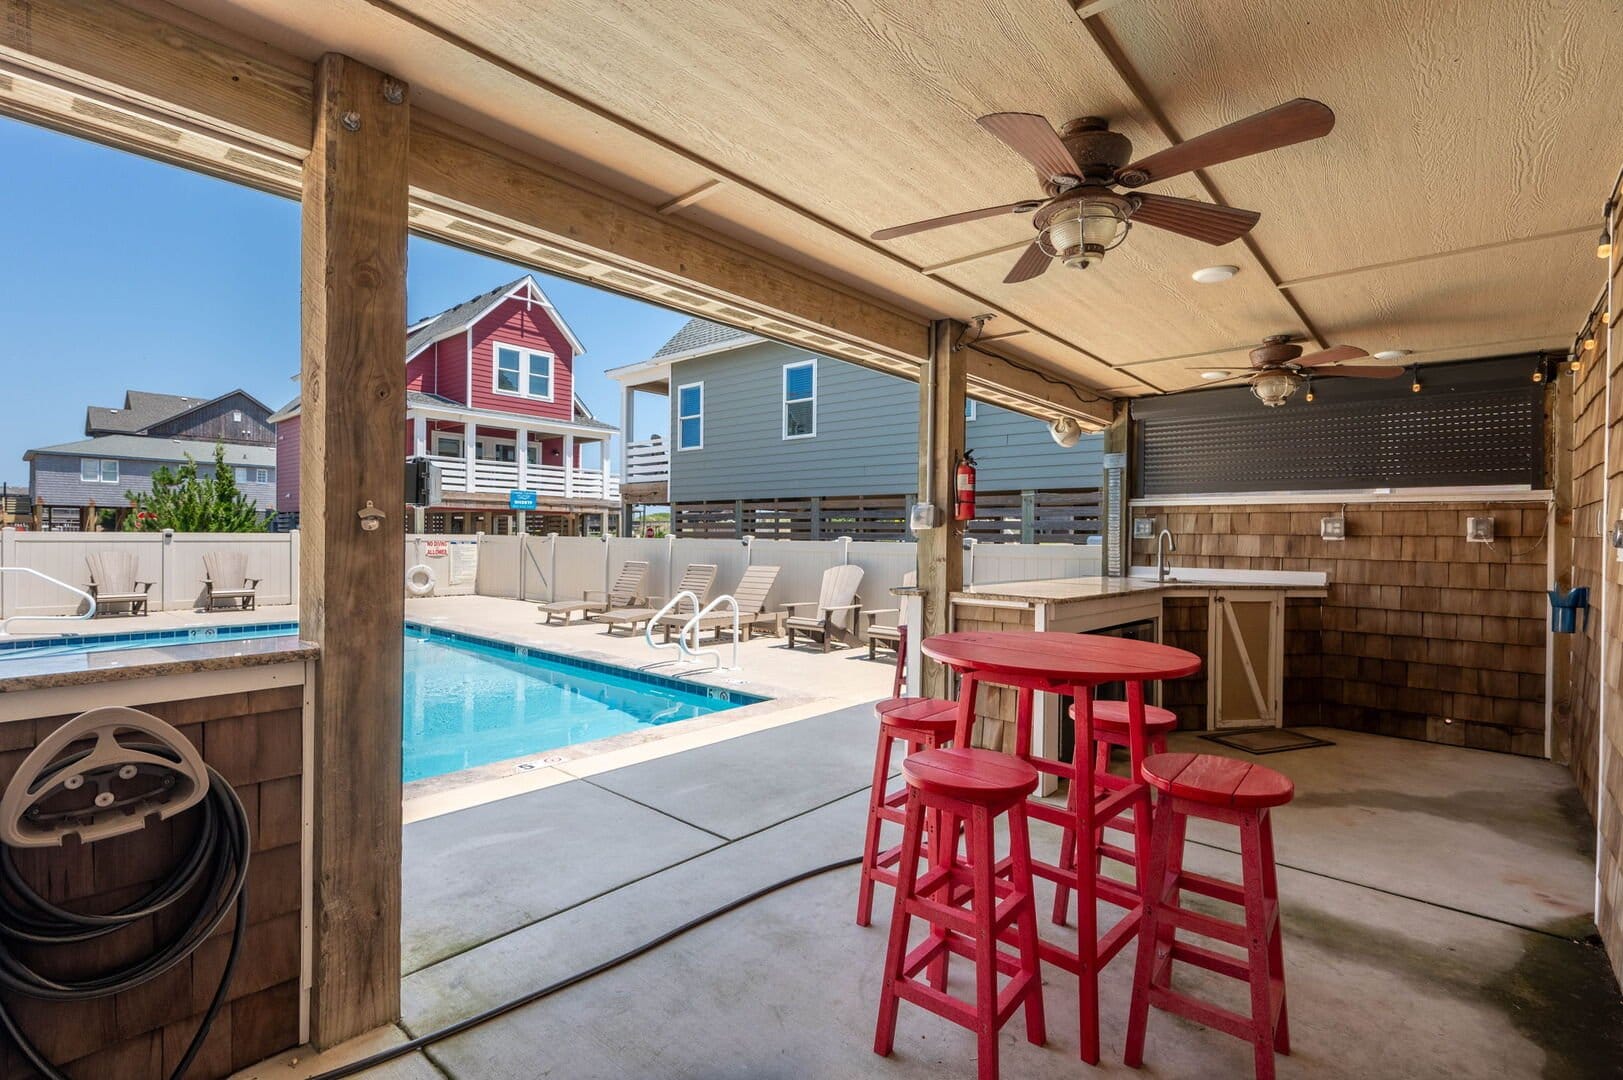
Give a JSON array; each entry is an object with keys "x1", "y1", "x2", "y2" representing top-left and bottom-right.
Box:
[{"x1": 0, "y1": 706, "x2": 251, "y2": 1080}]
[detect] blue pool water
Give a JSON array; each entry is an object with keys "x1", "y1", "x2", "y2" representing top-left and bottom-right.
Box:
[
  {"x1": 0, "y1": 623, "x2": 761, "y2": 782},
  {"x1": 0, "y1": 622, "x2": 299, "y2": 659},
  {"x1": 401, "y1": 626, "x2": 759, "y2": 781}
]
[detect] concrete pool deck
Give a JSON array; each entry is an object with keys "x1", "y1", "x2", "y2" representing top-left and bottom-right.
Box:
[{"x1": 238, "y1": 712, "x2": 1623, "y2": 1080}]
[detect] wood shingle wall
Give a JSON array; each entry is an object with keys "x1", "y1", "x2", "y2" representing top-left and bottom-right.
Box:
[
  {"x1": 1595, "y1": 214, "x2": 1623, "y2": 980},
  {"x1": 0, "y1": 687, "x2": 304, "y2": 1079},
  {"x1": 1132, "y1": 501, "x2": 1549, "y2": 755}
]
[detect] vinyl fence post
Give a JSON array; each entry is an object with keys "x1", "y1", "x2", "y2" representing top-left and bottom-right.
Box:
[
  {"x1": 549, "y1": 533, "x2": 559, "y2": 602},
  {"x1": 159, "y1": 529, "x2": 174, "y2": 613},
  {"x1": 966, "y1": 536, "x2": 977, "y2": 586},
  {"x1": 290, "y1": 529, "x2": 301, "y2": 609},
  {"x1": 0, "y1": 528, "x2": 14, "y2": 620}
]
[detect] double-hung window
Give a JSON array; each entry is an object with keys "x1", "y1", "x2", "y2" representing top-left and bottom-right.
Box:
[
  {"x1": 255, "y1": 468, "x2": 270, "y2": 484},
  {"x1": 493, "y1": 343, "x2": 554, "y2": 400},
  {"x1": 234, "y1": 466, "x2": 250, "y2": 483},
  {"x1": 677, "y1": 383, "x2": 704, "y2": 451},
  {"x1": 783, "y1": 360, "x2": 816, "y2": 439},
  {"x1": 80, "y1": 458, "x2": 119, "y2": 484}
]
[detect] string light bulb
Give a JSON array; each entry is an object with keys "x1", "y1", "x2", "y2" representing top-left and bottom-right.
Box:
[
  {"x1": 1586, "y1": 336, "x2": 1598, "y2": 351},
  {"x1": 1600, "y1": 226, "x2": 1613, "y2": 261},
  {"x1": 1304, "y1": 377, "x2": 1315, "y2": 403},
  {"x1": 1532, "y1": 364, "x2": 1545, "y2": 383},
  {"x1": 1571, "y1": 352, "x2": 1583, "y2": 374},
  {"x1": 1410, "y1": 365, "x2": 1422, "y2": 393}
]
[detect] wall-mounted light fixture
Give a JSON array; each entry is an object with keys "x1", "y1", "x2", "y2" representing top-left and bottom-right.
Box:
[{"x1": 1599, "y1": 204, "x2": 1614, "y2": 260}]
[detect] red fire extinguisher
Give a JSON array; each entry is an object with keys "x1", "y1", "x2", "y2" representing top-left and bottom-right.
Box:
[{"x1": 954, "y1": 450, "x2": 978, "y2": 521}]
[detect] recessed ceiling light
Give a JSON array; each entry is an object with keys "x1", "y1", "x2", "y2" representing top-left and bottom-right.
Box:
[
  {"x1": 1373, "y1": 349, "x2": 1411, "y2": 361},
  {"x1": 1191, "y1": 265, "x2": 1239, "y2": 284},
  {"x1": 1200, "y1": 370, "x2": 1230, "y2": 381}
]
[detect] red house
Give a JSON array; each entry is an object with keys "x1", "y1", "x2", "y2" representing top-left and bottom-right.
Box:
[{"x1": 270, "y1": 276, "x2": 619, "y2": 535}]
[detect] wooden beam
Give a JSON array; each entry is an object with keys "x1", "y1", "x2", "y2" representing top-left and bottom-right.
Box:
[
  {"x1": 917, "y1": 319, "x2": 967, "y2": 699},
  {"x1": 407, "y1": 115, "x2": 926, "y2": 365},
  {"x1": 656, "y1": 178, "x2": 724, "y2": 214},
  {"x1": 963, "y1": 346, "x2": 1116, "y2": 428},
  {"x1": 300, "y1": 52, "x2": 408, "y2": 1047}
]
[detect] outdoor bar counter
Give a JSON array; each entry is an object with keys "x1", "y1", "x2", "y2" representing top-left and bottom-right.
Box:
[{"x1": 945, "y1": 569, "x2": 1327, "y2": 780}]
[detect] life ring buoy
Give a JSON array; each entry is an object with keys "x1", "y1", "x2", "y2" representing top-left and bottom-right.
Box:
[{"x1": 405, "y1": 564, "x2": 436, "y2": 596}]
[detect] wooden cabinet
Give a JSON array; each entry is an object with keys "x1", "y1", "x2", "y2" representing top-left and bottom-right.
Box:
[{"x1": 1207, "y1": 590, "x2": 1285, "y2": 729}]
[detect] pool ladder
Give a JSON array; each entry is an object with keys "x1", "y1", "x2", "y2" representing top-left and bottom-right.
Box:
[
  {"x1": 0, "y1": 568, "x2": 98, "y2": 636},
  {"x1": 641, "y1": 591, "x2": 741, "y2": 675}
]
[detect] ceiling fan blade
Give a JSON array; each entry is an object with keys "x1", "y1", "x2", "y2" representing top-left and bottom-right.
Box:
[
  {"x1": 977, "y1": 113, "x2": 1078, "y2": 185},
  {"x1": 1130, "y1": 193, "x2": 1259, "y2": 245},
  {"x1": 1117, "y1": 98, "x2": 1334, "y2": 187},
  {"x1": 871, "y1": 201, "x2": 1035, "y2": 241},
  {"x1": 1311, "y1": 364, "x2": 1406, "y2": 379},
  {"x1": 1295, "y1": 345, "x2": 1369, "y2": 367},
  {"x1": 1003, "y1": 240, "x2": 1051, "y2": 284}
]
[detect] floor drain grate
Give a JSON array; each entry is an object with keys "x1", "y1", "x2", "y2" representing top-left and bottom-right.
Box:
[{"x1": 1200, "y1": 729, "x2": 1334, "y2": 755}]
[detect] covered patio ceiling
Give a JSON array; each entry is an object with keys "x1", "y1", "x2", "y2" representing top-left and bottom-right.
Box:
[{"x1": 171, "y1": 0, "x2": 1615, "y2": 397}]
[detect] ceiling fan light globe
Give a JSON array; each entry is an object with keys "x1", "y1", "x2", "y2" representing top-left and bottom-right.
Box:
[
  {"x1": 1049, "y1": 416, "x2": 1083, "y2": 447},
  {"x1": 1249, "y1": 369, "x2": 1301, "y2": 408}
]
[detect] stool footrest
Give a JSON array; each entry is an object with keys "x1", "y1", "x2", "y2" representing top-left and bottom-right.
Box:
[
  {"x1": 1147, "y1": 985, "x2": 1255, "y2": 1043},
  {"x1": 1177, "y1": 869, "x2": 1245, "y2": 906}
]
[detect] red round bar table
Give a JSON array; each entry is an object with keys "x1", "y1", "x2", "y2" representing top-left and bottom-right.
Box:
[{"x1": 920, "y1": 630, "x2": 1201, "y2": 1065}]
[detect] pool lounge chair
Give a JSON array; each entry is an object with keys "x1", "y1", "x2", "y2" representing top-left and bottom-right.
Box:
[
  {"x1": 862, "y1": 570, "x2": 915, "y2": 660},
  {"x1": 539, "y1": 560, "x2": 649, "y2": 625},
  {"x1": 596, "y1": 563, "x2": 717, "y2": 636},
  {"x1": 202, "y1": 551, "x2": 260, "y2": 612},
  {"x1": 85, "y1": 551, "x2": 153, "y2": 617},
  {"x1": 659, "y1": 564, "x2": 783, "y2": 643},
  {"x1": 783, "y1": 564, "x2": 865, "y2": 652}
]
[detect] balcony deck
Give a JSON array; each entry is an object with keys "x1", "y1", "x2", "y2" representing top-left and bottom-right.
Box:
[{"x1": 428, "y1": 456, "x2": 619, "y2": 503}]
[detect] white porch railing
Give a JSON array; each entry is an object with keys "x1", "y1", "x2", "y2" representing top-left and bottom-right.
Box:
[
  {"x1": 429, "y1": 457, "x2": 620, "y2": 500},
  {"x1": 626, "y1": 440, "x2": 669, "y2": 484}
]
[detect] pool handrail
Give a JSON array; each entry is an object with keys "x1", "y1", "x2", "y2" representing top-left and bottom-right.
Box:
[
  {"x1": 0, "y1": 567, "x2": 98, "y2": 636},
  {"x1": 641, "y1": 590, "x2": 702, "y2": 670},
  {"x1": 682, "y1": 594, "x2": 740, "y2": 671}
]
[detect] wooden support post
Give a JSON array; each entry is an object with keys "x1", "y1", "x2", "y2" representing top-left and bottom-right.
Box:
[
  {"x1": 917, "y1": 319, "x2": 967, "y2": 699},
  {"x1": 300, "y1": 53, "x2": 408, "y2": 1047},
  {"x1": 1020, "y1": 490, "x2": 1036, "y2": 545},
  {"x1": 1550, "y1": 370, "x2": 1574, "y2": 763}
]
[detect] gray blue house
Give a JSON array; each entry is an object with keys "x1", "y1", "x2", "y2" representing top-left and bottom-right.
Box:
[
  {"x1": 24, "y1": 389, "x2": 276, "y2": 530},
  {"x1": 609, "y1": 320, "x2": 1104, "y2": 541}
]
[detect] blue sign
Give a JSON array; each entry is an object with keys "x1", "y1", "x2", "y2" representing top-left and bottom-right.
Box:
[{"x1": 508, "y1": 490, "x2": 538, "y2": 511}]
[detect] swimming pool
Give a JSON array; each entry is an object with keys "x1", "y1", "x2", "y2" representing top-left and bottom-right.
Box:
[
  {"x1": 402, "y1": 626, "x2": 760, "y2": 781},
  {"x1": 0, "y1": 622, "x2": 761, "y2": 781}
]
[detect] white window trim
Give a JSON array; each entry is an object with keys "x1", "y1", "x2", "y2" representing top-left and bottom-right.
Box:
[
  {"x1": 676, "y1": 381, "x2": 704, "y2": 451},
  {"x1": 80, "y1": 458, "x2": 119, "y2": 483},
  {"x1": 491, "y1": 340, "x2": 556, "y2": 402},
  {"x1": 255, "y1": 468, "x2": 269, "y2": 484},
  {"x1": 782, "y1": 360, "x2": 817, "y2": 441},
  {"x1": 435, "y1": 435, "x2": 464, "y2": 458},
  {"x1": 965, "y1": 399, "x2": 977, "y2": 421}
]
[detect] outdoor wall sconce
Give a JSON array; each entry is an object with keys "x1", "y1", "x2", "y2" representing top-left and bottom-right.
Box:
[
  {"x1": 1319, "y1": 515, "x2": 1345, "y2": 541},
  {"x1": 1465, "y1": 516, "x2": 1494, "y2": 543}
]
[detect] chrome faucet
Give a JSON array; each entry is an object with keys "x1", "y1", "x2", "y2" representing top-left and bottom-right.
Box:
[{"x1": 1155, "y1": 529, "x2": 1176, "y2": 583}]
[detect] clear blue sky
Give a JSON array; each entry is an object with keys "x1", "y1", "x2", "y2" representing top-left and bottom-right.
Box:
[{"x1": 0, "y1": 116, "x2": 686, "y2": 486}]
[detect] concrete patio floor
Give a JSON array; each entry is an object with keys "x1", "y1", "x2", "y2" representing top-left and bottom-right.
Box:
[{"x1": 239, "y1": 712, "x2": 1623, "y2": 1080}]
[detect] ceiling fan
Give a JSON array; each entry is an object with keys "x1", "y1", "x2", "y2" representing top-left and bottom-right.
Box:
[
  {"x1": 1220, "y1": 336, "x2": 1405, "y2": 407},
  {"x1": 871, "y1": 99, "x2": 1334, "y2": 283}
]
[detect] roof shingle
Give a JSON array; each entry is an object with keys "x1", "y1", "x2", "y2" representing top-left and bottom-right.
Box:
[{"x1": 651, "y1": 318, "x2": 758, "y2": 359}]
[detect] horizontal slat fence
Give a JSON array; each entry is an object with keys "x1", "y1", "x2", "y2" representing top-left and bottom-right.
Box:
[{"x1": 672, "y1": 489, "x2": 1100, "y2": 544}]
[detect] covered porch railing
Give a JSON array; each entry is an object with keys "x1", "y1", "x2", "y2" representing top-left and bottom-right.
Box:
[{"x1": 427, "y1": 456, "x2": 620, "y2": 500}]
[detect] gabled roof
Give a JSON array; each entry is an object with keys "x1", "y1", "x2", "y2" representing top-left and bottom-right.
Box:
[
  {"x1": 86, "y1": 390, "x2": 206, "y2": 435},
  {"x1": 25, "y1": 434, "x2": 276, "y2": 467},
  {"x1": 405, "y1": 275, "x2": 587, "y2": 360},
  {"x1": 651, "y1": 318, "x2": 760, "y2": 361},
  {"x1": 147, "y1": 389, "x2": 272, "y2": 433}
]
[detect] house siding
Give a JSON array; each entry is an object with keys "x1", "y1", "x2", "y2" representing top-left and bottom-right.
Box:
[
  {"x1": 31, "y1": 453, "x2": 277, "y2": 513},
  {"x1": 464, "y1": 296, "x2": 574, "y2": 421},
  {"x1": 276, "y1": 415, "x2": 301, "y2": 514},
  {"x1": 667, "y1": 341, "x2": 1102, "y2": 502},
  {"x1": 145, "y1": 391, "x2": 274, "y2": 445}
]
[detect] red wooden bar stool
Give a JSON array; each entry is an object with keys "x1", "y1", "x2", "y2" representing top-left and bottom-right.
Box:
[
  {"x1": 1052, "y1": 698, "x2": 1179, "y2": 919},
  {"x1": 857, "y1": 625, "x2": 959, "y2": 927},
  {"x1": 1126, "y1": 753, "x2": 1294, "y2": 1080},
  {"x1": 875, "y1": 747, "x2": 1046, "y2": 1080}
]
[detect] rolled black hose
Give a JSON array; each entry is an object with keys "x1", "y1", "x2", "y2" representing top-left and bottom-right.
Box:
[{"x1": 0, "y1": 754, "x2": 251, "y2": 1080}]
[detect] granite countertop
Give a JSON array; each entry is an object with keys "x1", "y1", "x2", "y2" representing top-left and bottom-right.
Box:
[
  {"x1": 0, "y1": 635, "x2": 320, "y2": 693},
  {"x1": 955, "y1": 570, "x2": 1329, "y2": 606}
]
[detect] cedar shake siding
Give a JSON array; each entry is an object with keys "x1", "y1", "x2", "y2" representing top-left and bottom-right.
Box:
[
  {"x1": 666, "y1": 340, "x2": 1102, "y2": 502},
  {"x1": 30, "y1": 453, "x2": 276, "y2": 512}
]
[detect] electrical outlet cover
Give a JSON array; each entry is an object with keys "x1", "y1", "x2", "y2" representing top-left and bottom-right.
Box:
[{"x1": 1132, "y1": 517, "x2": 1155, "y2": 539}]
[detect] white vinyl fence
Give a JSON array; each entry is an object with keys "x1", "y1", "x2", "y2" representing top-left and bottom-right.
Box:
[
  {"x1": 0, "y1": 528, "x2": 299, "y2": 618},
  {"x1": 457, "y1": 534, "x2": 1102, "y2": 614}
]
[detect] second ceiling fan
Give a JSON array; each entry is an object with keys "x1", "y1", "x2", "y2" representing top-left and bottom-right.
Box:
[{"x1": 872, "y1": 99, "x2": 1335, "y2": 283}]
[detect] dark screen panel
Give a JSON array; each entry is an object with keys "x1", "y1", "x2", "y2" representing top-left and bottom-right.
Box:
[{"x1": 1133, "y1": 354, "x2": 1547, "y2": 497}]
